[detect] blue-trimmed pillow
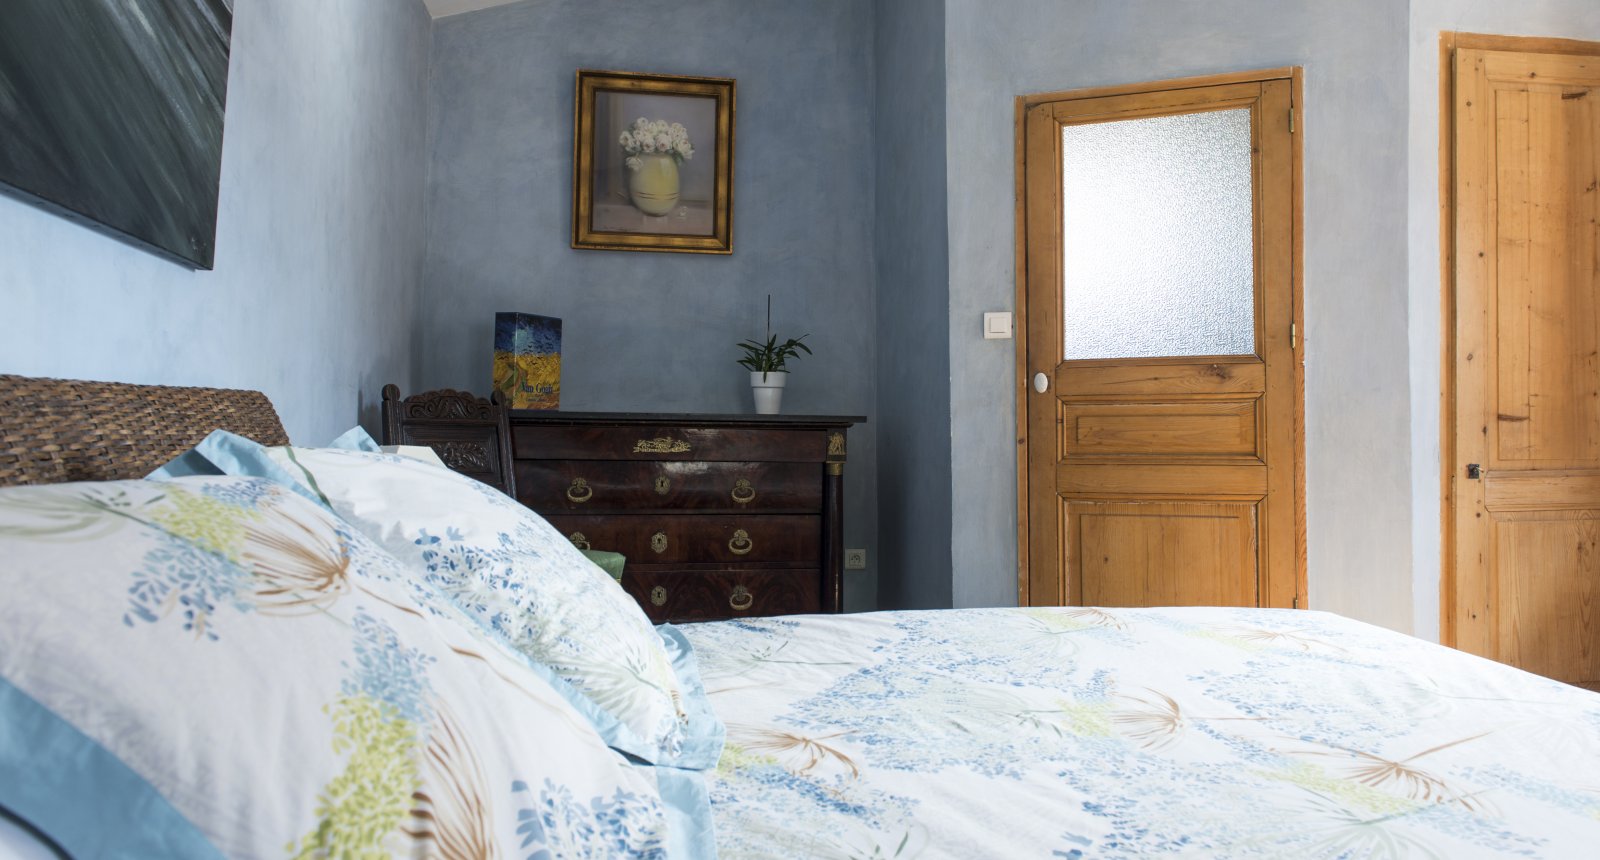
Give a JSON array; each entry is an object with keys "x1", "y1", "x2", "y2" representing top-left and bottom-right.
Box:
[
  {"x1": 153, "y1": 431, "x2": 725, "y2": 771},
  {"x1": 0, "y1": 476, "x2": 706, "y2": 858},
  {"x1": 151, "y1": 425, "x2": 379, "y2": 508},
  {"x1": 327, "y1": 425, "x2": 383, "y2": 452}
]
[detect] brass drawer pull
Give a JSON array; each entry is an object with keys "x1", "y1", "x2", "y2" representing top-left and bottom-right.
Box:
[
  {"x1": 729, "y1": 585, "x2": 753, "y2": 611},
  {"x1": 654, "y1": 474, "x2": 671, "y2": 495},
  {"x1": 728, "y1": 529, "x2": 753, "y2": 556},
  {"x1": 731, "y1": 478, "x2": 756, "y2": 505},
  {"x1": 634, "y1": 437, "x2": 690, "y2": 454},
  {"x1": 566, "y1": 477, "x2": 593, "y2": 504},
  {"x1": 650, "y1": 531, "x2": 669, "y2": 554},
  {"x1": 651, "y1": 585, "x2": 668, "y2": 607},
  {"x1": 568, "y1": 531, "x2": 591, "y2": 550}
]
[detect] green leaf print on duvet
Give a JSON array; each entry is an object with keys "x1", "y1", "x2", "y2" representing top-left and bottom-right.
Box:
[
  {"x1": 123, "y1": 484, "x2": 357, "y2": 640},
  {"x1": 290, "y1": 695, "x2": 422, "y2": 860},
  {"x1": 149, "y1": 486, "x2": 260, "y2": 560},
  {"x1": 291, "y1": 613, "x2": 433, "y2": 858}
]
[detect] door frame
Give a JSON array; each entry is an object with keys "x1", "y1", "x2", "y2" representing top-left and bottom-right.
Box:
[
  {"x1": 1013, "y1": 67, "x2": 1307, "y2": 607},
  {"x1": 1438, "y1": 32, "x2": 1600, "y2": 648}
]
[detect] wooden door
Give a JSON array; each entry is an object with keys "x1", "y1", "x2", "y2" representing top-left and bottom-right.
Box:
[
  {"x1": 1019, "y1": 72, "x2": 1303, "y2": 610},
  {"x1": 1450, "y1": 47, "x2": 1600, "y2": 686}
]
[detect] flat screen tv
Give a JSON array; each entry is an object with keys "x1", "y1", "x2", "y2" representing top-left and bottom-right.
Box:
[{"x1": 0, "y1": 0, "x2": 233, "y2": 269}]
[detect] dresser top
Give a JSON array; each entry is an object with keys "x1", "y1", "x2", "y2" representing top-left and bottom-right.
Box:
[{"x1": 508, "y1": 410, "x2": 865, "y2": 429}]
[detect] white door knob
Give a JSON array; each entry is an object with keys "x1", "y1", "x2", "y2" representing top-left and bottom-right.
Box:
[{"x1": 1033, "y1": 372, "x2": 1049, "y2": 394}]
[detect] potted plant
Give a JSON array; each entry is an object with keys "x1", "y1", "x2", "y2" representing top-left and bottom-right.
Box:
[{"x1": 736, "y1": 297, "x2": 810, "y2": 415}]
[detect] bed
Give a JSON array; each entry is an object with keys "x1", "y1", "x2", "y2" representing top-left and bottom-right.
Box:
[
  {"x1": 689, "y1": 609, "x2": 1600, "y2": 857},
  {"x1": 2, "y1": 375, "x2": 1599, "y2": 859}
]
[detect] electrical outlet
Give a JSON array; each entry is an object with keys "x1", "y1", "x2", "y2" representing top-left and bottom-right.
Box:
[{"x1": 844, "y1": 548, "x2": 867, "y2": 570}]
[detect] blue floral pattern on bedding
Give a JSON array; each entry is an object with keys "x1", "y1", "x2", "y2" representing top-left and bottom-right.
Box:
[
  {"x1": 683, "y1": 607, "x2": 1600, "y2": 858},
  {"x1": 0, "y1": 477, "x2": 673, "y2": 858},
  {"x1": 166, "y1": 433, "x2": 697, "y2": 764}
]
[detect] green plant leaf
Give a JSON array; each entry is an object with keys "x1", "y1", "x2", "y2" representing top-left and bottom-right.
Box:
[{"x1": 735, "y1": 331, "x2": 811, "y2": 372}]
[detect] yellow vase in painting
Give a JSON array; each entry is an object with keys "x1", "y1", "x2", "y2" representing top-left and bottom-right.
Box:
[{"x1": 628, "y1": 152, "x2": 680, "y2": 216}]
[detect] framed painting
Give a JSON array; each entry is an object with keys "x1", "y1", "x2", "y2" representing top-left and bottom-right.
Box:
[
  {"x1": 0, "y1": 0, "x2": 232, "y2": 268},
  {"x1": 571, "y1": 69, "x2": 735, "y2": 254}
]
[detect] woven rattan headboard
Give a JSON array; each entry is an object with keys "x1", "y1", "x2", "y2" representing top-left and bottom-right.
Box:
[{"x1": 0, "y1": 375, "x2": 289, "y2": 487}]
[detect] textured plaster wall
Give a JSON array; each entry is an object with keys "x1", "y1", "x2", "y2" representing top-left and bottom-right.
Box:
[
  {"x1": 943, "y1": 0, "x2": 1416, "y2": 629},
  {"x1": 1405, "y1": 0, "x2": 1600, "y2": 641},
  {"x1": 14, "y1": 0, "x2": 1598, "y2": 630},
  {"x1": 0, "y1": 0, "x2": 432, "y2": 443},
  {"x1": 422, "y1": 0, "x2": 881, "y2": 610},
  {"x1": 873, "y1": 0, "x2": 953, "y2": 609}
]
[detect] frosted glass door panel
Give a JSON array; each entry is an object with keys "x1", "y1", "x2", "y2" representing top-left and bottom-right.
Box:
[{"x1": 1061, "y1": 108, "x2": 1256, "y2": 360}]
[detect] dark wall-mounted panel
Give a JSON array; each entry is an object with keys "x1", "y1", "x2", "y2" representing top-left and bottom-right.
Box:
[{"x1": 0, "y1": 0, "x2": 232, "y2": 268}]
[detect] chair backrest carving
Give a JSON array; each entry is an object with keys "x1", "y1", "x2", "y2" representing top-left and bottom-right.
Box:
[{"x1": 380, "y1": 384, "x2": 515, "y2": 496}]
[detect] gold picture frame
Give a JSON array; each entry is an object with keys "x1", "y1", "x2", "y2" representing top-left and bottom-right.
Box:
[{"x1": 571, "y1": 69, "x2": 735, "y2": 254}]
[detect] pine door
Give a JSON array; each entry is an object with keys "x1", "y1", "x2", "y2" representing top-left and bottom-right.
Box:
[
  {"x1": 1450, "y1": 47, "x2": 1600, "y2": 686},
  {"x1": 1020, "y1": 72, "x2": 1303, "y2": 609}
]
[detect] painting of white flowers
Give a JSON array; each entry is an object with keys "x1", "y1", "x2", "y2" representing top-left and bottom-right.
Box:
[
  {"x1": 615, "y1": 115, "x2": 700, "y2": 218},
  {"x1": 572, "y1": 70, "x2": 735, "y2": 254}
]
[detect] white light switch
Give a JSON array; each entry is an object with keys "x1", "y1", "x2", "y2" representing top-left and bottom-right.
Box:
[{"x1": 983, "y1": 311, "x2": 1013, "y2": 339}]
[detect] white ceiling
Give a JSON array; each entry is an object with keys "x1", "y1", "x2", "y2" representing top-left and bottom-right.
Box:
[{"x1": 422, "y1": 0, "x2": 523, "y2": 18}]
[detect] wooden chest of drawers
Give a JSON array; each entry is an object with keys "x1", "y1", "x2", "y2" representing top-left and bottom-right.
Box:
[{"x1": 508, "y1": 411, "x2": 861, "y2": 623}]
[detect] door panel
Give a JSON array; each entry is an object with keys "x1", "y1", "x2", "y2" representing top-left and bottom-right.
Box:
[
  {"x1": 1056, "y1": 464, "x2": 1267, "y2": 497},
  {"x1": 1491, "y1": 511, "x2": 1600, "y2": 684},
  {"x1": 1055, "y1": 358, "x2": 1266, "y2": 397},
  {"x1": 1070, "y1": 501, "x2": 1259, "y2": 607},
  {"x1": 1061, "y1": 399, "x2": 1259, "y2": 459},
  {"x1": 1022, "y1": 73, "x2": 1301, "y2": 610},
  {"x1": 1492, "y1": 83, "x2": 1600, "y2": 466},
  {"x1": 1452, "y1": 47, "x2": 1600, "y2": 686},
  {"x1": 1486, "y1": 471, "x2": 1600, "y2": 510}
]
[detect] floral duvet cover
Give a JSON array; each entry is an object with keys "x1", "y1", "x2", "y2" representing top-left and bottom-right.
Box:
[{"x1": 682, "y1": 607, "x2": 1600, "y2": 859}]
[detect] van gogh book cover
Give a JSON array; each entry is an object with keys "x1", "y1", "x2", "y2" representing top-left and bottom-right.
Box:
[{"x1": 493, "y1": 312, "x2": 561, "y2": 410}]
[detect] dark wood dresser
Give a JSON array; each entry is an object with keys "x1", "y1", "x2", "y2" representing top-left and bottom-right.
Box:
[{"x1": 508, "y1": 412, "x2": 862, "y2": 623}]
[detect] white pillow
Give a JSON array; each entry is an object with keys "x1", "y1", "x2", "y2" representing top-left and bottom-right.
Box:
[
  {"x1": 0, "y1": 476, "x2": 684, "y2": 857},
  {"x1": 157, "y1": 433, "x2": 721, "y2": 767},
  {"x1": 380, "y1": 444, "x2": 449, "y2": 468}
]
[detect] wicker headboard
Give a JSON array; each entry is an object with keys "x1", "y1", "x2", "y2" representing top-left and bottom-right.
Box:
[{"x1": 0, "y1": 375, "x2": 289, "y2": 487}]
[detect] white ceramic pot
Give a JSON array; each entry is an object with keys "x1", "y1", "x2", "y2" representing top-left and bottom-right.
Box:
[{"x1": 750, "y1": 370, "x2": 787, "y2": 415}]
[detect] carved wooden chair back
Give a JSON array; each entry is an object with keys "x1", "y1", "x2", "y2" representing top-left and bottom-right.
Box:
[{"x1": 379, "y1": 385, "x2": 516, "y2": 497}]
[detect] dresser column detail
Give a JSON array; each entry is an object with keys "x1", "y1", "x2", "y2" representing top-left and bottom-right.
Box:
[{"x1": 823, "y1": 431, "x2": 847, "y2": 614}]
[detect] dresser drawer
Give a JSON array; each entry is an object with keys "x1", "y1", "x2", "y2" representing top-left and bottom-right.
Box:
[
  {"x1": 622, "y1": 569, "x2": 821, "y2": 623},
  {"x1": 547, "y1": 515, "x2": 820, "y2": 565},
  {"x1": 517, "y1": 460, "x2": 822, "y2": 513},
  {"x1": 514, "y1": 425, "x2": 827, "y2": 462},
  {"x1": 509, "y1": 411, "x2": 859, "y2": 618}
]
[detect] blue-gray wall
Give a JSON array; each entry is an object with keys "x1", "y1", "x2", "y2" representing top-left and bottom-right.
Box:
[
  {"x1": 873, "y1": 0, "x2": 952, "y2": 609},
  {"x1": 421, "y1": 0, "x2": 881, "y2": 610},
  {"x1": 421, "y1": 0, "x2": 1436, "y2": 627},
  {"x1": 0, "y1": 0, "x2": 431, "y2": 444},
  {"x1": 943, "y1": 0, "x2": 1414, "y2": 626},
  {"x1": 11, "y1": 0, "x2": 1592, "y2": 634}
]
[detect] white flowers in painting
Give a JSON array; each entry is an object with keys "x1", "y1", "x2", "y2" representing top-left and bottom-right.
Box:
[{"x1": 620, "y1": 117, "x2": 693, "y2": 171}]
